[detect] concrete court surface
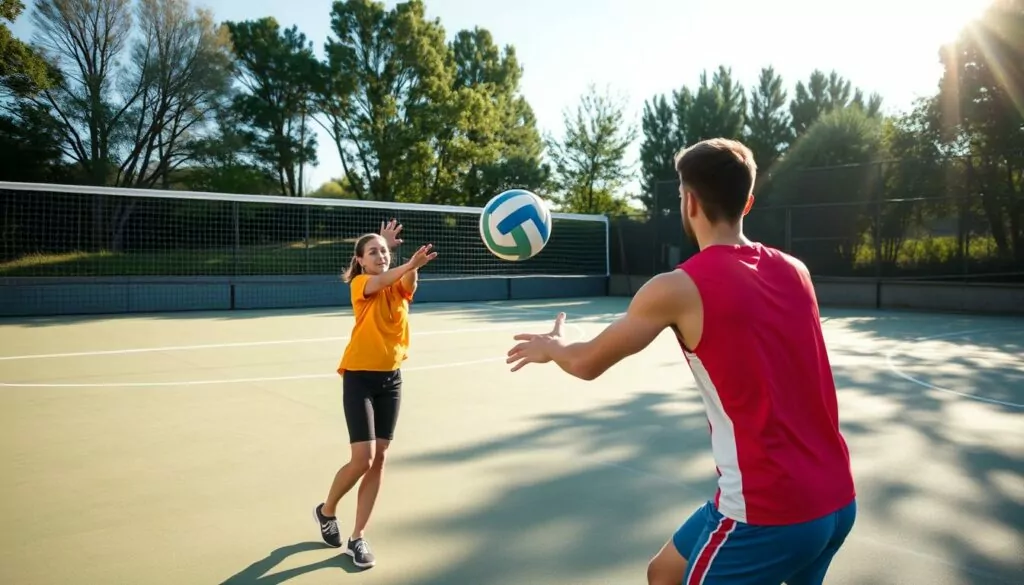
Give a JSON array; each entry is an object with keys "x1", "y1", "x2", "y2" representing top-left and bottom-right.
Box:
[{"x1": 0, "y1": 297, "x2": 1021, "y2": 585}]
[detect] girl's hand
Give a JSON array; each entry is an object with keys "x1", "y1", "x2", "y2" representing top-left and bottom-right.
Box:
[
  {"x1": 408, "y1": 244, "x2": 437, "y2": 269},
  {"x1": 380, "y1": 219, "x2": 404, "y2": 249}
]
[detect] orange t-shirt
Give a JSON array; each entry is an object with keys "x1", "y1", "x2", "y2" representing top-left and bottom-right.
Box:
[{"x1": 337, "y1": 273, "x2": 414, "y2": 374}]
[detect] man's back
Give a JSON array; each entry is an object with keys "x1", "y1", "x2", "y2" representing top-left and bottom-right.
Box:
[{"x1": 677, "y1": 242, "x2": 855, "y2": 526}]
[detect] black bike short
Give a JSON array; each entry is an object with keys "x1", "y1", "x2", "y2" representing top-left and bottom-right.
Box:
[{"x1": 342, "y1": 369, "x2": 402, "y2": 443}]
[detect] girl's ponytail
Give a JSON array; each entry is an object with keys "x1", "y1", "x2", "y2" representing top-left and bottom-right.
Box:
[{"x1": 342, "y1": 254, "x2": 362, "y2": 283}]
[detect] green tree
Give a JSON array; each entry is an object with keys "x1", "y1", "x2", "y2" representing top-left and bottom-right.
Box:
[
  {"x1": 315, "y1": 0, "x2": 451, "y2": 202},
  {"x1": 789, "y1": 69, "x2": 882, "y2": 136},
  {"x1": 26, "y1": 0, "x2": 232, "y2": 187},
  {"x1": 938, "y1": 0, "x2": 1024, "y2": 262},
  {"x1": 769, "y1": 107, "x2": 886, "y2": 269},
  {"x1": 310, "y1": 177, "x2": 358, "y2": 199},
  {"x1": 225, "y1": 17, "x2": 319, "y2": 197},
  {"x1": 1, "y1": 0, "x2": 52, "y2": 97},
  {"x1": 448, "y1": 28, "x2": 549, "y2": 206},
  {"x1": 547, "y1": 84, "x2": 637, "y2": 215},
  {"x1": 686, "y1": 66, "x2": 746, "y2": 142},
  {"x1": 744, "y1": 66, "x2": 793, "y2": 173},
  {"x1": 638, "y1": 94, "x2": 682, "y2": 212},
  {"x1": 178, "y1": 109, "x2": 280, "y2": 195},
  {"x1": 24, "y1": 0, "x2": 233, "y2": 253},
  {"x1": 0, "y1": 101, "x2": 70, "y2": 182},
  {"x1": 1, "y1": 1, "x2": 65, "y2": 181},
  {"x1": 877, "y1": 97, "x2": 949, "y2": 265},
  {"x1": 316, "y1": 0, "x2": 544, "y2": 205}
]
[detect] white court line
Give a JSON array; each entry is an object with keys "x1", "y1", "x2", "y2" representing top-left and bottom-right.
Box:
[
  {"x1": 0, "y1": 356, "x2": 510, "y2": 388},
  {"x1": 0, "y1": 323, "x2": 544, "y2": 362},
  {"x1": 0, "y1": 302, "x2": 569, "y2": 362},
  {"x1": 883, "y1": 326, "x2": 1024, "y2": 409},
  {"x1": 0, "y1": 303, "x2": 590, "y2": 388}
]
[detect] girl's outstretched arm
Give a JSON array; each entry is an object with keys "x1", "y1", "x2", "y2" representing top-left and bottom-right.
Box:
[{"x1": 364, "y1": 244, "x2": 437, "y2": 297}]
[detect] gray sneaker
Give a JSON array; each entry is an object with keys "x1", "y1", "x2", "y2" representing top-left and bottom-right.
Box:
[
  {"x1": 313, "y1": 504, "x2": 341, "y2": 548},
  {"x1": 346, "y1": 537, "x2": 376, "y2": 568}
]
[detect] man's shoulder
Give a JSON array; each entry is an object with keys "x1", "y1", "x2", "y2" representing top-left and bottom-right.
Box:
[{"x1": 633, "y1": 269, "x2": 699, "y2": 311}]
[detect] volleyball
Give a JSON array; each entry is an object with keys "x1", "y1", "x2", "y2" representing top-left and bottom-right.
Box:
[{"x1": 479, "y1": 189, "x2": 552, "y2": 261}]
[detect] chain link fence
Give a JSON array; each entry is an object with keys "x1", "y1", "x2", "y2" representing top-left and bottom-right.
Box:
[{"x1": 611, "y1": 155, "x2": 1024, "y2": 283}]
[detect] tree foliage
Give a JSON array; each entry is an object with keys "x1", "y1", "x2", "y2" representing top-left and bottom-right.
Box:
[
  {"x1": 25, "y1": 0, "x2": 232, "y2": 187},
  {"x1": 225, "y1": 17, "x2": 318, "y2": 196},
  {"x1": 547, "y1": 84, "x2": 637, "y2": 215},
  {"x1": 314, "y1": 0, "x2": 545, "y2": 205},
  {"x1": 938, "y1": 0, "x2": 1024, "y2": 261},
  {"x1": 1, "y1": 0, "x2": 51, "y2": 97}
]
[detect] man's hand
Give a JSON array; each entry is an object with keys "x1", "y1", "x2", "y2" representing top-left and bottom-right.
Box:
[
  {"x1": 506, "y1": 312, "x2": 567, "y2": 372},
  {"x1": 380, "y1": 218, "x2": 403, "y2": 249}
]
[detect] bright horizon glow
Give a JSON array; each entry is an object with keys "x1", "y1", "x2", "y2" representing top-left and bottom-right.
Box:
[{"x1": 9, "y1": 0, "x2": 998, "y2": 197}]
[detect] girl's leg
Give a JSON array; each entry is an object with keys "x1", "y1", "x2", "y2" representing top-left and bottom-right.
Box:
[
  {"x1": 315, "y1": 371, "x2": 377, "y2": 548},
  {"x1": 324, "y1": 440, "x2": 375, "y2": 516},
  {"x1": 351, "y1": 438, "x2": 391, "y2": 539},
  {"x1": 346, "y1": 370, "x2": 401, "y2": 568}
]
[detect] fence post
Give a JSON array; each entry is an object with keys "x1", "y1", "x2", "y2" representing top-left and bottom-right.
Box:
[
  {"x1": 304, "y1": 206, "x2": 310, "y2": 274},
  {"x1": 874, "y1": 161, "x2": 883, "y2": 309},
  {"x1": 784, "y1": 208, "x2": 792, "y2": 253}
]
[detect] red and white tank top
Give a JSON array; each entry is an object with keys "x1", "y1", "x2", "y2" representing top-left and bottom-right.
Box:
[{"x1": 677, "y1": 242, "x2": 856, "y2": 525}]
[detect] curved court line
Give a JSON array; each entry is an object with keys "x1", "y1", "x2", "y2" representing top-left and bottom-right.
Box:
[{"x1": 883, "y1": 326, "x2": 1023, "y2": 409}]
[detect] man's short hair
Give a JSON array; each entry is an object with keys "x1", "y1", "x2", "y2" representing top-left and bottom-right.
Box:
[{"x1": 674, "y1": 138, "x2": 757, "y2": 224}]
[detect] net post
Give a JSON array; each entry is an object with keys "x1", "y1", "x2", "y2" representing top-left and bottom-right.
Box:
[{"x1": 604, "y1": 214, "x2": 610, "y2": 277}]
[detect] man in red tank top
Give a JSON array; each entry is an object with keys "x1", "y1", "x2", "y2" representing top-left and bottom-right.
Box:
[{"x1": 507, "y1": 138, "x2": 856, "y2": 585}]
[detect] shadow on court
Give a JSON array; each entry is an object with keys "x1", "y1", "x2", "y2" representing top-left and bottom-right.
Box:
[
  {"x1": 392, "y1": 389, "x2": 716, "y2": 585},
  {"x1": 220, "y1": 542, "x2": 363, "y2": 584},
  {"x1": 387, "y1": 333, "x2": 1024, "y2": 585},
  {"x1": 841, "y1": 311, "x2": 1024, "y2": 408}
]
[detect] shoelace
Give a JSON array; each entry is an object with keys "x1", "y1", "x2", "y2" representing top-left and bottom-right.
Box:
[
  {"x1": 322, "y1": 519, "x2": 339, "y2": 536},
  {"x1": 354, "y1": 540, "x2": 370, "y2": 554}
]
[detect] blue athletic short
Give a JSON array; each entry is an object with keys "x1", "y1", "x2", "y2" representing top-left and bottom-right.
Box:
[{"x1": 673, "y1": 498, "x2": 857, "y2": 585}]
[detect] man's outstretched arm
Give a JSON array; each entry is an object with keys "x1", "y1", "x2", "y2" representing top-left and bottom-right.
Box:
[{"x1": 506, "y1": 270, "x2": 695, "y2": 380}]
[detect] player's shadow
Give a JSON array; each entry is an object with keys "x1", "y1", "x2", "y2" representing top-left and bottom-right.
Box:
[{"x1": 220, "y1": 542, "x2": 363, "y2": 584}]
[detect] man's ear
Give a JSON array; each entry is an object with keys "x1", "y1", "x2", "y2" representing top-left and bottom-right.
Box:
[
  {"x1": 742, "y1": 193, "x2": 754, "y2": 217},
  {"x1": 685, "y1": 189, "x2": 700, "y2": 219}
]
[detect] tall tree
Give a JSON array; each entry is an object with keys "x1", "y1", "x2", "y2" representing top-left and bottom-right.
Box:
[
  {"x1": 449, "y1": 28, "x2": 548, "y2": 206},
  {"x1": 28, "y1": 0, "x2": 135, "y2": 186},
  {"x1": 638, "y1": 94, "x2": 681, "y2": 211},
  {"x1": 938, "y1": 0, "x2": 1024, "y2": 262},
  {"x1": 744, "y1": 66, "x2": 793, "y2": 172},
  {"x1": 316, "y1": 0, "x2": 544, "y2": 205},
  {"x1": 315, "y1": 0, "x2": 451, "y2": 202},
  {"x1": 225, "y1": 17, "x2": 318, "y2": 197},
  {"x1": 1, "y1": 0, "x2": 65, "y2": 181},
  {"x1": 789, "y1": 69, "x2": 882, "y2": 136},
  {"x1": 26, "y1": 0, "x2": 232, "y2": 187},
  {"x1": 879, "y1": 97, "x2": 947, "y2": 265},
  {"x1": 686, "y1": 66, "x2": 746, "y2": 142},
  {"x1": 547, "y1": 84, "x2": 637, "y2": 215}
]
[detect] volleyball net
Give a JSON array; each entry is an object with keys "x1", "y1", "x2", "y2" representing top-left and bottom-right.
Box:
[{"x1": 0, "y1": 182, "x2": 610, "y2": 315}]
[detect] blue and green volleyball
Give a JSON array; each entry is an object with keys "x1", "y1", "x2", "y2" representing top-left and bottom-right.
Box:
[{"x1": 479, "y1": 189, "x2": 552, "y2": 261}]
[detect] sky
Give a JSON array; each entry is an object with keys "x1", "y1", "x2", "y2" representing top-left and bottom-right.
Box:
[{"x1": 11, "y1": 0, "x2": 995, "y2": 193}]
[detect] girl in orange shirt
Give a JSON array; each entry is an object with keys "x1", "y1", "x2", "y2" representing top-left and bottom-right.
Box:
[{"x1": 314, "y1": 220, "x2": 436, "y2": 568}]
